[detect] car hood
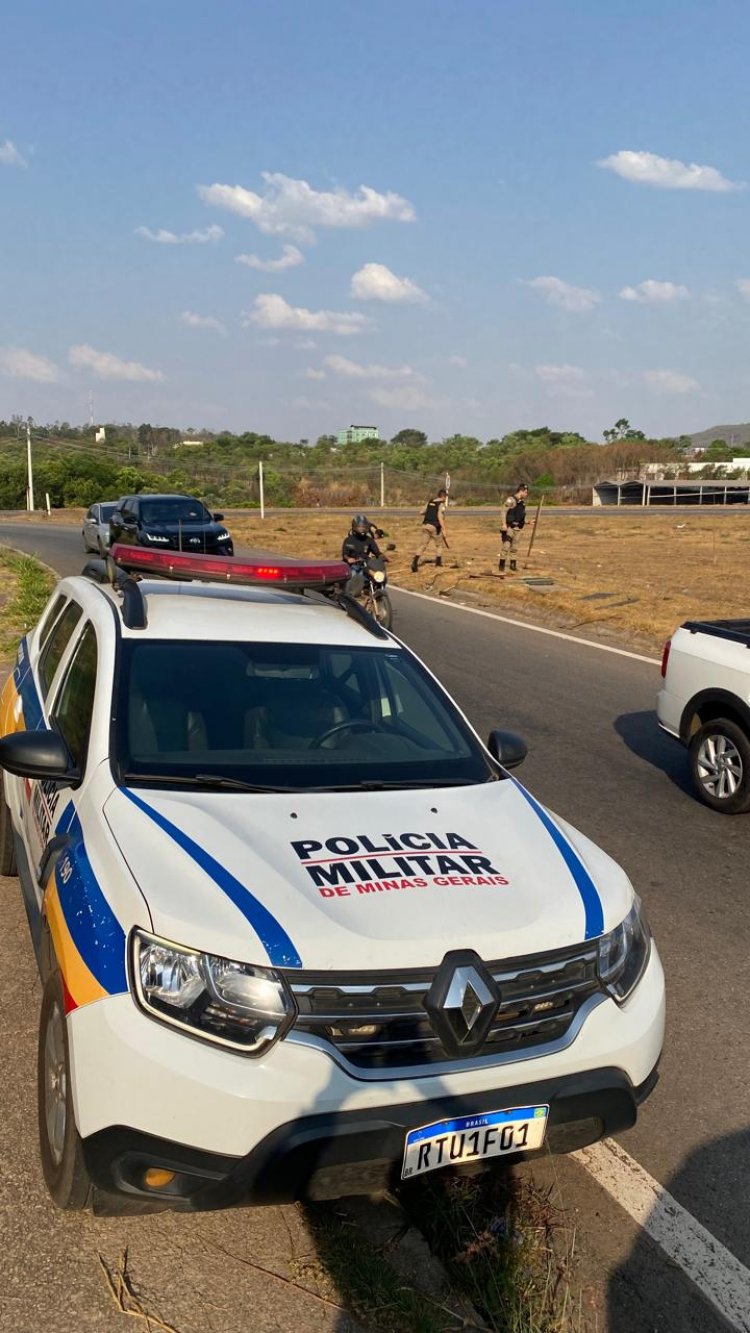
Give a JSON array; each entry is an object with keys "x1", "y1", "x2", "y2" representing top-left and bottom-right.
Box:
[{"x1": 102, "y1": 780, "x2": 633, "y2": 972}]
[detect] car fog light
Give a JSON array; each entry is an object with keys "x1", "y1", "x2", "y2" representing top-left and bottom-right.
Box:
[{"x1": 143, "y1": 1167, "x2": 176, "y2": 1190}]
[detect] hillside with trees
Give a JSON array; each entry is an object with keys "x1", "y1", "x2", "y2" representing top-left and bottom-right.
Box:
[{"x1": 0, "y1": 416, "x2": 698, "y2": 510}]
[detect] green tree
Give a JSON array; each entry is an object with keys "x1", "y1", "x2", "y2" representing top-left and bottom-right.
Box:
[
  {"x1": 391, "y1": 428, "x2": 428, "y2": 448},
  {"x1": 603, "y1": 418, "x2": 646, "y2": 443}
]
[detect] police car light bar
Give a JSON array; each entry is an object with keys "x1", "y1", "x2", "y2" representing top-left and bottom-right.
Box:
[{"x1": 109, "y1": 544, "x2": 350, "y2": 590}]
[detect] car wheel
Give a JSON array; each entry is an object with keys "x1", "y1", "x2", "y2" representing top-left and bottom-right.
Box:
[
  {"x1": 38, "y1": 971, "x2": 92, "y2": 1209},
  {"x1": 0, "y1": 777, "x2": 17, "y2": 875},
  {"x1": 689, "y1": 718, "x2": 750, "y2": 814}
]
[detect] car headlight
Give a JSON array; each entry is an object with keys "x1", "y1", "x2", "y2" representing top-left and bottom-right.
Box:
[
  {"x1": 143, "y1": 532, "x2": 170, "y2": 544},
  {"x1": 216, "y1": 531, "x2": 232, "y2": 541},
  {"x1": 130, "y1": 930, "x2": 296, "y2": 1054},
  {"x1": 597, "y1": 898, "x2": 651, "y2": 1003}
]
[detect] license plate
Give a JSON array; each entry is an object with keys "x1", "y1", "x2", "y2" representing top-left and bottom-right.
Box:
[{"x1": 401, "y1": 1104, "x2": 549, "y2": 1179}]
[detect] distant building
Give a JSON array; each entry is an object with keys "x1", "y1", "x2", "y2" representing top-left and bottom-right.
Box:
[
  {"x1": 174, "y1": 439, "x2": 205, "y2": 449},
  {"x1": 95, "y1": 427, "x2": 106, "y2": 443},
  {"x1": 336, "y1": 424, "x2": 379, "y2": 446}
]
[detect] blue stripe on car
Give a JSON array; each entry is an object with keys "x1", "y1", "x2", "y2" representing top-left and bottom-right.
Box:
[
  {"x1": 13, "y1": 638, "x2": 43, "y2": 730},
  {"x1": 123, "y1": 788, "x2": 303, "y2": 968},
  {"x1": 511, "y1": 779, "x2": 604, "y2": 939},
  {"x1": 55, "y1": 812, "x2": 128, "y2": 994}
]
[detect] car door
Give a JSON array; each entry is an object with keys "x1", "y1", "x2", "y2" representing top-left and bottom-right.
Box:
[
  {"x1": 22, "y1": 601, "x2": 85, "y2": 878},
  {"x1": 83, "y1": 506, "x2": 98, "y2": 550},
  {"x1": 25, "y1": 621, "x2": 99, "y2": 889},
  {"x1": 112, "y1": 498, "x2": 137, "y2": 546}
]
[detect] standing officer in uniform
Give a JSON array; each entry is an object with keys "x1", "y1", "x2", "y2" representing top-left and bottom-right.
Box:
[
  {"x1": 499, "y1": 482, "x2": 528, "y2": 574},
  {"x1": 411, "y1": 487, "x2": 448, "y2": 572}
]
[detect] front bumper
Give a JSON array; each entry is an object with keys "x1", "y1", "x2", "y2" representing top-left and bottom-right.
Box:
[
  {"x1": 83, "y1": 1063, "x2": 659, "y2": 1210},
  {"x1": 69, "y1": 948, "x2": 665, "y2": 1208}
]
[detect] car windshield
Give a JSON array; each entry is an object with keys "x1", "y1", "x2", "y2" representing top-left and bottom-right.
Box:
[
  {"x1": 115, "y1": 640, "x2": 495, "y2": 791},
  {"x1": 140, "y1": 499, "x2": 210, "y2": 525}
]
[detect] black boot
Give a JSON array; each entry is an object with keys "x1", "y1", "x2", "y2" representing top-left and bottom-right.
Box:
[
  {"x1": 411, "y1": 555, "x2": 419, "y2": 573},
  {"x1": 435, "y1": 555, "x2": 443, "y2": 567},
  {"x1": 498, "y1": 558, "x2": 506, "y2": 574},
  {"x1": 510, "y1": 559, "x2": 518, "y2": 572}
]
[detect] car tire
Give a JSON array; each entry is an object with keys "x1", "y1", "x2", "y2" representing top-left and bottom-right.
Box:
[
  {"x1": 0, "y1": 777, "x2": 18, "y2": 876},
  {"x1": 689, "y1": 717, "x2": 750, "y2": 814},
  {"x1": 38, "y1": 971, "x2": 92, "y2": 1210}
]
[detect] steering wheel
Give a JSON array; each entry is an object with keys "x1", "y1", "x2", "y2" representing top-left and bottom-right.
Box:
[{"x1": 310, "y1": 718, "x2": 386, "y2": 749}]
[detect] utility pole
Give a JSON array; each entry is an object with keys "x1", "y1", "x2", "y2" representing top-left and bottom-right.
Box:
[
  {"x1": 259, "y1": 460, "x2": 265, "y2": 519},
  {"x1": 380, "y1": 461, "x2": 385, "y2": 508},
  {"x1": 26, "y1": 421, "x2": 35, "y2": 512}
]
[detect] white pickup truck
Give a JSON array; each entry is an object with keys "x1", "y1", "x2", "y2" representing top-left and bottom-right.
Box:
[{"x1": 657, "y1": 618, "x2": 750, "y2": 813}]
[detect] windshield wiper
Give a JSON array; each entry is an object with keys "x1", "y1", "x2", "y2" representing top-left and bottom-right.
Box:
[
  {"x1": 120, "y1": 772, "x2": 297, "y2": 793},
  {"x1": 308, "y1": 777, "x2": 496, "y2": 792}
]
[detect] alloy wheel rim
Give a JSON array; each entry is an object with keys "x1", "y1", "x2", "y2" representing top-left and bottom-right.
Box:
[
  {"x1": 44, "y1": 1001, "x2": 67, "y2": 1166},
  {"x1": 697, "y1": 734, "x2": 743, "y2": 800}
]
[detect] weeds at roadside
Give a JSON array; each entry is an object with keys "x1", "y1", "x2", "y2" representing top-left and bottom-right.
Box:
[
  {"x1": 0, "y1": 551, "x2": 54, "y2": 653},
  {"x1": 302, "y1": 1201, "x2": 463, "y2": 1332},
  {"x1": 399, "y1": 1170, "x2": 583, "y2": 1333}
]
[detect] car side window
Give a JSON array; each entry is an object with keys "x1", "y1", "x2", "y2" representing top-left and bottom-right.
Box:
[
  {"x1": 51, "y1": 624, "x2": 98, "y2": 769},
  {"x1": 86, "y1": 506, "x2": 95, "y2": 520},
  {"x1": 36, "y1": 595, "x2": 67, "y2": 653},
  {"x1": 38, "y1": 602, "x2": 83, "y2": 698}
]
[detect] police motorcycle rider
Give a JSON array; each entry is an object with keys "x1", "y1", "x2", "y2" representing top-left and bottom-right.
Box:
[{"x1": 499, "y1": 482, "x2": 528, "y2": 575}]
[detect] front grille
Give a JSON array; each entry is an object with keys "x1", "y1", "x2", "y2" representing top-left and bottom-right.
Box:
[{"x1": 286, "y1": 943, "x2": 601, "y2": 1072}]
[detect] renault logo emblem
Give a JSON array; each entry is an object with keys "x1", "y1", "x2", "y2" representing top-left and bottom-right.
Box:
[{"x1": 424, "y1": 951, "x2": 500, "y2": 1057}]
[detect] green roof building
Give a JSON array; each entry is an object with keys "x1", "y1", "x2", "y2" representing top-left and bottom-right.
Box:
[{"x1": 336, "y1": 424, "x2": 379, "y2": 446}]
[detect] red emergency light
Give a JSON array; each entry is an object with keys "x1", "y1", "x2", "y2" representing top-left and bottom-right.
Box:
[{"x1": 109, "y1": 543, "x2": 350, "y2": 590}]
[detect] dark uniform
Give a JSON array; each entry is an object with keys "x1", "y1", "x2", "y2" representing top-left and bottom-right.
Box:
[
  {"x1": 342, "y1": 530, "x2": 382, "y2": 566},
  {"x1": 499, "y1": 484, "x2": 528, "y2": 574},
  {"x1": 412, "y1": 489, "x2": 448, "y2": 571}
]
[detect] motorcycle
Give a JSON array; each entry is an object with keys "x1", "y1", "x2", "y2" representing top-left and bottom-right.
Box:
[{"x1": 346, "y1": 555, "x2": 393, "y2": 629}]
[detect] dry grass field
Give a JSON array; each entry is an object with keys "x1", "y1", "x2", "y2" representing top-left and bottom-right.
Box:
[
  {"x1": 227, "y1": 509, "x2": 750, "y2": 652},
  {"x1": 5, "y1": 506, "x2": 749, "y2": 651}
]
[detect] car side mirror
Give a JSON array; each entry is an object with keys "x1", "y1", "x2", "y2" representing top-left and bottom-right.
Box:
[
  {"x1": 487, "y1": 729, "x2": 527, "y2": 770},
  {"x1": 213, "y1": 512, "x2": 224, "y2": 522},
  {"x1": 0, "y1": 731, "x2": 80, "y2": 784}
]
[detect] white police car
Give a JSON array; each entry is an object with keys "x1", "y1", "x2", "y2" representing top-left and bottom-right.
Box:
[{"x1": 0, "y1": 546, "x2": 665, "y2": 1211}]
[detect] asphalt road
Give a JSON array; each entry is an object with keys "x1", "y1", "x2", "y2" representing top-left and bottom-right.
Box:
[{"x1": 1, "y1": 521, "x2": 747, "y2": 1332}]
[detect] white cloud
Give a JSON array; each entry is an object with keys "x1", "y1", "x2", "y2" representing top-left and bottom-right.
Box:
[
  {"x1": 135, "y1": 224, "x2": 223, "y2": 244},
  {"x1": 69, "y1": 344, "x2": 165, "y2": 383},
  {"x1": 302, "y1": 368, "x2": 327, "y2": 380},
  {"x1": 243, "y1": 293, "x2": 369, "y2": 336},
  {"x1": 528, "y1": 276, "x2": 600, "y2": 313},
  {"x1": 180, "y1": 311, "x2": 227, "y2": 335},
  {"x1": 535, "y1": 364, "x2": 593, "y2": 397},
  {"x1": 620, "y1": 280, "x2": 690, "y2": 303},
  {"x1": 324, "y1": 354, "x2": 417, "y2": 381},
  {"x1": 350, "y1": 262, "x2": 427, "y2": 304},
  {"x1": 0, "y1": 139, "x2": 27, "y2": 168},
  {"x1": 296, "y1": 339, "x2": 317, "y2": 350},
  {"x1": 449, "y1": 354, "x2": 467, "y2": 367},
  {"x1": 293, "y1": 395, "x2": 331, "y2": 411},
  {"x1": 736, "y1": 279, "x2": 750, "y2": 301},
  {"x1": 198, "y1": 172, "x2": 416, "y2": 244},
  {"x1": 0, "y1": 347, "x2": 59, "y2": 382},
  {"x1": 235, "y1": 244, "x2": 304, "y2": 272},
  {"x1": 598, "y1": 150, "x2": 743, "y2": 193},
  {"x1": 368, "y1": 384, "x2": 430, "y2": 410},
  {"x1": 643, "y1": 369, "x2": 700, "y2": 394}
]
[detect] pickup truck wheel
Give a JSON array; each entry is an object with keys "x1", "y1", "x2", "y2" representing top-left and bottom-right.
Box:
[
  {"x1": 38, "y1": 971, "x2": 92, "y2": 1209},
  {"x1": 0, "y1": 778, "x2": 18, "y2": 876},
  {"x1": 689, "y1": 718, "x2": 750, "y2": 814}
]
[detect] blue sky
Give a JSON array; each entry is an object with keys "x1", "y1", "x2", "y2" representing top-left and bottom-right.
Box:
[{"x1": 2, "y1": 0, "x2": 749, "y2": 441}]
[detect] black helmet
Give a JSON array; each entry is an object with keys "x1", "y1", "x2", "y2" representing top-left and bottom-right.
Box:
[{"x1": 352, "y1": 513, "x2": 368, "y2": 534}]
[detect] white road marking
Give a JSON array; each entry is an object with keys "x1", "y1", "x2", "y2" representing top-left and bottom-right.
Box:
[
  {"x1": 574, "y1": 1140, "x2": 750, "y2": 1332},
  {"x1": 391, "y1": 585, "x2": 661, "y2": 665}
]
